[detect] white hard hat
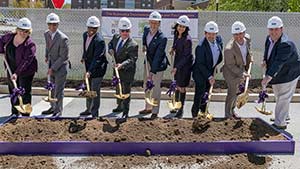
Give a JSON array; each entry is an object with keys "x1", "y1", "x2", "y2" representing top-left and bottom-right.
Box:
[
  {"x1": 118, "y1": 17, "x2": 132, "y2": 30},
  {"x1": 46, "y1": 13, "x2": 60, "y2": 24},
  {"x1": 204, "y1": 21, "x2": 218, "y2": 33},
  {"x1": 267, "y1": 16, "x2": 283, "y2": 28},
  {"x1": 17, "y1": 17, "x2": 32, "y2": 30},
  {"x1": 86, "y1": 16, "x2": 100, "y2": 28},
  {"x1": 231, "y1": 21, "x2": 246, "y2": 34},
  {"x1": 177, "y1": 15, "x2": 190, "y2": 27},
  {"x1": 149, "y1": 11, "x2": 162, "y2": 21}
]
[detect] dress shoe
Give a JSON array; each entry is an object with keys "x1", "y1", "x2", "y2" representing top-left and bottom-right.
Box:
[
  {"x1": 122, "y1": 111, "x2": 129, "y2": 118},
  {"x1": 270, "y1": 117, "x2": 290, "y2": 122},
  {"x1": 272, "y1": 123, "x2": 287, "y2": 130},
  {"x1": 175, "y1": 109, "x2": 183, "y2": 118},
  {"x1": 170, "y1": 109, "x2": 177, "y2": 114},
  {"x1": 52, "y1": 112, "x2": 62, "y2": 117},
  {"x1": 150, "y1": 113, "x2": 158, "y2": 119},
  {"x1": 112, "y1": 107, "x2": 123, "y2": 113},
  {"x1": 41, "y1": 108, "x2": 54, "y2": 115},
  {"x1": 80, "y1": 111, "x2": 92, "y2": 116},
  {"x1": 139, "y1": 109, "x2": 152, "y2": 114}
]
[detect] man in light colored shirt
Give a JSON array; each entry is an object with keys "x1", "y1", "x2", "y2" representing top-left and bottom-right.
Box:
[
  {"x1": 191, "y1": 21, "x2": 223, "y2": 118},
  {"x1": 222, "y1": 21, "x2": 252, "y2": 118}
]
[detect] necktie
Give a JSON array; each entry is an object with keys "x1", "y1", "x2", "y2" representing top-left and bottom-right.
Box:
[{"x1": 117, "y1": 39, "x2": 123, "y2": 54}]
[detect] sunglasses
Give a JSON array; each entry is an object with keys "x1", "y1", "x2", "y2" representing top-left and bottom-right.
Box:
[
  {"x1": 47, "y1": 23, "x2": 58, "y2": 26},
  {"x1": 120, "y1": 29, "x2": 130, "y2": 33},
  {"x1": 19, "y1": 29, "x2": 30, "y2": 33},
  {"x1": 88, "y1": 27, "x2": 97, "y2": 30}
]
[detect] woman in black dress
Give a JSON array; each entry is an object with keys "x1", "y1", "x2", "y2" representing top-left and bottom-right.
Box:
[{"x1": 169, "y1": 15, "x2": 193, "y2": 118}]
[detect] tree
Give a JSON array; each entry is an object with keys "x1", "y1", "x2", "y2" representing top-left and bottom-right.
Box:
[
  {"x1": 288, "y1": 0, "x2": 300, "y2": 12},
  {"x1": 13, "y1": 0, "x2": 44, "y2": 8}
]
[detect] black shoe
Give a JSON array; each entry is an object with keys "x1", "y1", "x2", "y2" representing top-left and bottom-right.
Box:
[
  {"x1": 80, "y1": 111, "x2": 92, "y2": 116},
  {"x1": 112, "y1": 107, "x2": 123, "y2": 113},
  {"x1": 52, "y1": 112, "x2": 62, "y2": 117},
  {"x1": 42, "y1": 108, "x2": 54, "y2": 115},
  {"x1": 175, "y1": 109, "x2": 183, "y2": 118},
  {"x1": 139, "y1": 109, "x2": 152, "y2": 114},
  {"x1": 150, "y1": 113, "x2": 158, "y2": 119},
  {"x1": 272, "y1": 123, "x2": 287, "y2": 130},
  {"x1": 122, "y1": 111, "x2": 129, "y2": 118},
  {"x1": 270, "y1": 117, "x2": 290, "y2": 122},
  {"x1": 170, "y1": 109, "x2": 177, "y2": 114}
]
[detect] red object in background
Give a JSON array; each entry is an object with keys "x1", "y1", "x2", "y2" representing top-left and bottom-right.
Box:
[{"x1": 51, "y1": 0, "x2": 65, "y2": 9}]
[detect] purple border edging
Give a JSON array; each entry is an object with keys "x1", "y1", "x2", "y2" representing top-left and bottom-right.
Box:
[{"x1": 0, "y1": 117, "x2": 295, "y2": 155}]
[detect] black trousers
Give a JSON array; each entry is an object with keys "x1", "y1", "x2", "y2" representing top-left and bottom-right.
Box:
[
  {"x1": 191, "y1": 80, "x2": 211, "y2": 117},
  {"x1": 7, "y1": 74, "x2": 34, "y2": 115},
  {"x1": 116, "y1": 81, "x2": 132, "y2": 113}
]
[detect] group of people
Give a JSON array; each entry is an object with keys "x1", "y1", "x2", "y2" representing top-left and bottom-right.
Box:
[{"x1": 1, "y1": 11, "x2": 299, "y2": 130}]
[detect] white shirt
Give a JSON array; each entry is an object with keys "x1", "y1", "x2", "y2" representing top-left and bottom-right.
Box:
[
  {"x1": 146, "y1": 31, "x2": 157, "y2": 47},
  {"x1": 236, "y1": 39, "x2": 248, "y2": 65},
  {"x1": 116, "y1": 37, "x2": 128, "y2": 52},
  {"x1": 267, "y1": 37, "x2": 276, "y2": 60},
  {"x1": 48, "y1": 30, "x2": 58, "y2": 40}
]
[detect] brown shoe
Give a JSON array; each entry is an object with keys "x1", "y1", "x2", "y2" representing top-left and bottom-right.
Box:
[{"x1": 139, "y1": 109, "x2": 152, "y2": 114}]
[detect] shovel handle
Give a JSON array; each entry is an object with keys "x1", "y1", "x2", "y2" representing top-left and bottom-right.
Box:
[
  {"x1": 244, "y1": 62, "x2": 252, "y2": 93},
  {"x1": 85, "y1": 75, "x2": 91, "y2": 91},
  {"x1": 144, "y1": 52, "x2": 150, "y2": 77},
  {"x1": 114, "y1": 67, "x2": 123, "y2": 96}
]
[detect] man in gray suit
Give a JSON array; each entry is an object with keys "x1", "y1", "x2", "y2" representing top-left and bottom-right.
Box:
[
  {"x1": 42, "y1": 13, "x2": 69, "y2": 117},
  {"x1": 222, "y1": 21, "x2": 252, "y2": 118},
  {"x1": 108, "y1": 17, "x2": 138, "y2": 118}
]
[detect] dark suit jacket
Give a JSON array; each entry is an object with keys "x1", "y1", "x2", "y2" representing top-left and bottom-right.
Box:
[
  {"x1": 264, "y1": 34, "x2": 300, "y2": 84},
  {"x1": 82, "y1": 32, "x2": 108, "y2": 78},
  {"x1": 108, "y1": 34, "x2": 138, "y2": 82},
  {"x1": 142, "y1": 26, "x2": 169, "y2": 74},
  {"x1": 192, "y1": 35, "x2": 223, "y2": 84}
]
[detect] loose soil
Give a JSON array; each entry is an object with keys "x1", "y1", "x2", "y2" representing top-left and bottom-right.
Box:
[
  {"x1": 0, "y1": 118, "x2": 285, "y2": 142},
  {"x1": 0, "y1": 118, "x2": 285, "y2": 168}
]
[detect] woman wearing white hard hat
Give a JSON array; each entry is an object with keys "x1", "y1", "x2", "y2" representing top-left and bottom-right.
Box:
[
  {"x1": 222, "y1": 21, "x2": 253, "y2": 118},
  {"x1": 191, "y1": 21, "x2": 223, "y2": 118},
  {"x1": 261, "y1": 16, "x2": 300, "y2": 130},
  {"x1": 41, "y1": 13, "x2": 69, "y2": 117},
  {"x1": 139, "y1": 11, "x2": 169, "y2": 119},
  {"x1": 168, "y1": 15, "x2": 193, "y2": 118},
  {"x1": 0, "y1": 17, "x2": 37, "y2": 116},
  {"x1": 108, "y1": 17, "x2": 138, "y2": 119},
  {"x1": 79, "y1": 16, "x2": 108, "y2": 118}
]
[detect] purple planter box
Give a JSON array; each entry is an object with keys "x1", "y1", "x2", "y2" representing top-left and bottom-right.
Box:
[{"x1": 0, "y1": 116, "x2": 295, "y2": 155}]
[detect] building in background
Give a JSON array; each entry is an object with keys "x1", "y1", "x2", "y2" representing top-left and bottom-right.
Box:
[
  {"x1": 71, "y1": 0, "x2": 209, "y2": 9},
  {"x1": 0, "y1": 0, "x2": 9, "y2": 7}
]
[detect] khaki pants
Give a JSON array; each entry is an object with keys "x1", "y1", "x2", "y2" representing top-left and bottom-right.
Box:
[{"x1": 143, "y1": 63, "x2": 164, "y2": 114}]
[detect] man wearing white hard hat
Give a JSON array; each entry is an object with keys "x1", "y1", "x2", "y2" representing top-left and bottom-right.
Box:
[
  {"x1": 261, "y1": 16, "x2": 300, "y2": 129},
  {"x1": 0, "y1": 17, "x2": 37, "y2": 116},
  {"x1": 191, "y1": 21, "x2": 223, "y2": 118},
  {"x1": 169, "y1": 15, "x2": 193, "y2": 118},
  {"x1": 108, "y1": 17, "x2": 138, "y2": 119},
  {"x1": 42, "y1": 13, "x2": 69, "y2": 117},
  {"x1": 139, "y1": 11, "x2": 169, "y2": 119},
  {"x1": 222, "y1": 21, "x2": 253, "y2": 118},
  {"x1": 79, "y1": 16, "x2": 108, "y2": 118}
]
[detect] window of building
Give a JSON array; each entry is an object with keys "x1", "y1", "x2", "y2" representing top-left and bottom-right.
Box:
[
  {"x1": 125, "y1": 0, "x2": 135, "y2": 9},
  {"x1": 78, "y1": 0, "x2": 82, "y2": 3},
  {"x1": 87, "y1": 0, "x2": 90, "y2": 4},
  {"x1": 142, "y1": 3, "x2": 145, "y2": 7}
]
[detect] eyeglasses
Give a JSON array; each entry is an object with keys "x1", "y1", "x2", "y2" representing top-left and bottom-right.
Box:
[
  {"x1": 120, "y1": 29, "x2": 130, "y2": 33},
  {"x1": 19, "y1": 29, "x2": 30, "y2": 33}
]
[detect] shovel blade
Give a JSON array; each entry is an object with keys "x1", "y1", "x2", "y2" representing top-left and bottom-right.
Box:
[
  {"x1": 114, "y1": 94, "x2": 130, "y2": 100},
  {"x1": 43, "y1": 97, "x2": 58, "y2": 103},
  {"x1": 15, "y1": 104, "x2": 32, "y2": 114},
  {"x1": 145, "y1": 98, "x2": 158, "y2": 107},
  {"x1": 236, "y1": 93, "x2": 248, "y2": 109},
  {"x1": 255, "y1": 106, "x2": 273, "y2": 115},
  {"x1": 167, "y1": 101, "x2": 182, "y2": 110}
]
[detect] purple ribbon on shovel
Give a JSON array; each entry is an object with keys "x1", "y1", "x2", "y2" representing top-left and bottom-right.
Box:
[
  {"x1": 237, "y1": 83, "x2": 245, "y2": 95},
  {"x1": 200, "y1": 92, "x2": 209, "y2": 105},
  {"x1": 111, "y1": 76, "x2": 119, "y2": 87},
  {"x1": 75, "y1": 83, "x2": 86, "y2": 91},
  {"x1": 10, "y1": 87, "x2": 25, "y2": 104},
  {"x1": 145, "y1": 79, "x2": 155, "y2": 92},
  {"x1": 166, "y1": 80, "x2": 177, "y2": 97},
  {"x1": 44, "y1": 82, "x2": 55, "y2": 90},
  {"x1": 256, "y1": 90, "x2": 269, "y2": 103}
]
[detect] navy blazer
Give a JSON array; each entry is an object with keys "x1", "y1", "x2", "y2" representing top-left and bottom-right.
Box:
[
  {"x1": 192, "y1": 35, "x2": 223, "y2": 83},
  {"x1": 82, "y1": 32, "x2": 108, "y2": 78},
  {"x1": 142, "y1": 26, "x2": 169, "y2": 74},
  {"x1": 264, "y1": 34, "x2": 300, "y2": 84}
]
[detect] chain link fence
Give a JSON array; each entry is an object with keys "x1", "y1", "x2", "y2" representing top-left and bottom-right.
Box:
[{"x1": 1, "y1": 8, "x2": 300, "y2": 80}]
